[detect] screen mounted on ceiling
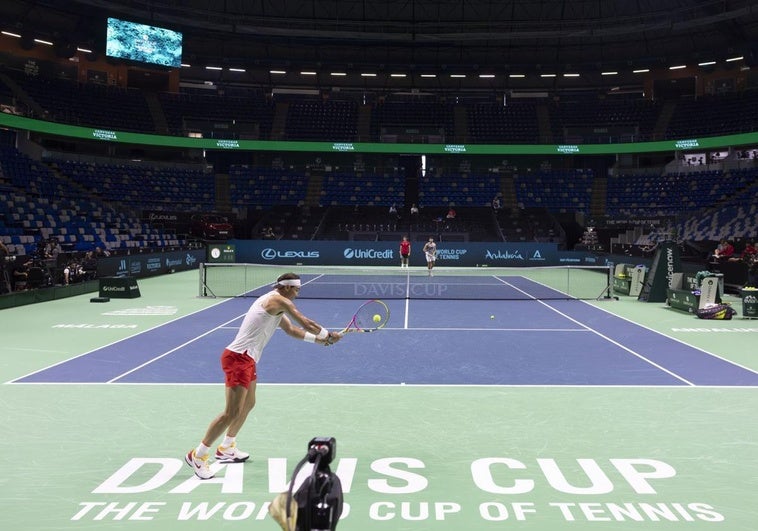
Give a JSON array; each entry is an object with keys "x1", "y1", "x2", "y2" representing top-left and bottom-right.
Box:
[{"x1": 106, "y1": 17, "x2": 182, "y2": 68}]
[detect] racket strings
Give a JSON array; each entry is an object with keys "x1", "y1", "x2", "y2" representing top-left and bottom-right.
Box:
[{"x1": 354, "y1": 301, "x2": 389, "y2": 329}]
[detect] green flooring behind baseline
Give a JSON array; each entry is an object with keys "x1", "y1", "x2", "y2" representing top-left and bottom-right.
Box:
[
  {"x1": 1, "y1": 384, "x2": 757, "y2": 530},
  {"x1": 1, "y1": 270, "x2": 757, "y2": 530}
]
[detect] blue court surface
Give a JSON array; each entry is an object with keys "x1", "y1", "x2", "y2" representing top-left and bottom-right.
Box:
[{"x1": 13, "y1": 295, "x2": 758, "y2": 387}]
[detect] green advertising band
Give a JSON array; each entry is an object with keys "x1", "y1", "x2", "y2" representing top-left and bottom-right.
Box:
[{"x1": 2, "y1": 112, "x2": 757, "y2": 155}]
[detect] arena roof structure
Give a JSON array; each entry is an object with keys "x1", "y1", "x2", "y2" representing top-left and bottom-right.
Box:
[{"x1": 2, "y1": 0, "x2": 758, "y2": 91}]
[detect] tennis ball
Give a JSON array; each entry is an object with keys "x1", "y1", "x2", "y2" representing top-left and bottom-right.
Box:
[
  {"x1": 373, "y1": 314, "x2": 382, "y2": 323},
  {"x1": 490, "y1": 315, "x2": 495, "y2": 319}
]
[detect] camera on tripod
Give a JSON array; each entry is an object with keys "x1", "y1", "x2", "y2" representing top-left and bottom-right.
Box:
[
  {"x1": 307, "y1": 436, "x2": 336, "y2": 465},
  {"x1": 269, "y1": 437, "x2": 344, "y2": 531}
]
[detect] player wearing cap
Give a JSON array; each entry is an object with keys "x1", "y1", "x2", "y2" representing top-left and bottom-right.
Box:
[{"x1": 185, "y1": 272, "x2": 341, "y2": 480}]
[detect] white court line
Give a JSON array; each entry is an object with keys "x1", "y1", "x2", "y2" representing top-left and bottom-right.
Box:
[
  {"x1": 107, "y1": 313, "x2": 245, "y2": 383},
  {"x1": 12, "y1": 381, "x2": 758, "y2": 389},
  {"x1": 217, "y1": 326, "x2": 587, "y2": 332},
  {"x1": 109, "y1": 273, "x2": 328, "y2": 383},
  {"x1": 7, "y1": 296, "x2": 236, "y2": 384},
  {"x1": 585, "y1": 300, "x2": 758, "y2": 377},
  {"x1": 404, "y1": 273, "x2": 410, "y2": 329},
  {"x1": 493, "y1": 276, "x2": 697, "y2": 386}
]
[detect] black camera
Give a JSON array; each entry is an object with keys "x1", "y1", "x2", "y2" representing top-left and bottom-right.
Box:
[
  {"x1": 307, "y1": 437, "x2": 336, "y2": 466},
  {"x1": 270, "y1": 437, "x2": 343, "y2": 531}
]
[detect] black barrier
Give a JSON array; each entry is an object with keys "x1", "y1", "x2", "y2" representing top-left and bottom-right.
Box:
[
  {"x1": 638, "y1": 241, "x2": 682, "y2": 303},
  {"x1": 0, "y1": 280, "x2": 99, "y2": 310},
  {"x1": 97, "y1": 249, "x2": 204, "y2": 279},
  {"x1": 99, "y1": 276, "x2": 141, "y2": 298}
]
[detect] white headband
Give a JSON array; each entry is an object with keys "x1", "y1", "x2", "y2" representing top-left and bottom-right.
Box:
[{"x1": 277, "y1": 279, "x2": 301, "y2": 288}]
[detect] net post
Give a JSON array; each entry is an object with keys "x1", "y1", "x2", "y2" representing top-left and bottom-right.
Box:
[
  {"x1": 198, "y1": 262, "x2": 217, "y2": 298},
  {"x1": 198, "y1": 262, "x2": 205, "y2": 297},
  {"x1": 596, "y1": 262, "x2": 616, "y2": 300}
]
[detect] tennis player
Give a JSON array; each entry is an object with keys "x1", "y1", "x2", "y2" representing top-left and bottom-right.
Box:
[
  {"x1": 185, "y1": 272, "x2": 341, "y2": 480},
  {"x1": 399, "y1": 235, "x2": 411, "y2": 268},
  {"x1": 423, "y1": 237, "x2": 437, "y2": 276}
]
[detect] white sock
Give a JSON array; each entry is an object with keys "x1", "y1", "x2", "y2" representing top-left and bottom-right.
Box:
[
  {"x1": 195, "y1": 443, "x2": 211, "y2": 458},
  {"x1": 221, "y1": 435, "x2": 236, "y2": 448}
]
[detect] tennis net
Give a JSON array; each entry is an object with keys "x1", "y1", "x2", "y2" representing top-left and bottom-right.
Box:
[{"x1": 199, "y1": 263, "x2": 612, "y2": 301}]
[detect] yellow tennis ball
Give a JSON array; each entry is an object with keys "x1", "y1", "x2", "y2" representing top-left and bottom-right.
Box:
[
  {"x1": 373, "y1": 314, "x2": 382, "y2": 323},
  {"x1": 490, "y1": 315, "x2": 495, "y2": 319}
]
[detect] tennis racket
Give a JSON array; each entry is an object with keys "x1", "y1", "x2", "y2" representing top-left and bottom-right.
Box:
[{"x1": 339, "y1": 299, "x2": 390, "y2": 334}]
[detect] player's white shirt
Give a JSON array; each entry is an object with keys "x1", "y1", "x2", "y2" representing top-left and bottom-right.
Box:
[
  {"x1": 226, "y1": 290, "x2": 283, "y2": 362},
  {"x1": 424, "y1": 243, "x2": 437, "y2": 261}
]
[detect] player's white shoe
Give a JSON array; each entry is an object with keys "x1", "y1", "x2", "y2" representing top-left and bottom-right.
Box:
[
  {"x1": 185, "y1": 449, "x2": 214, "y2": 480},
  {"x1": 216, "y1": 442, "x2": 250, "y2": 463}
]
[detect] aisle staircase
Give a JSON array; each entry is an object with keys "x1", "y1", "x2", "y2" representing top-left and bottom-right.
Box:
[
  {"x1": 143, "y1": 92, "x2": 169, "y2": 135},
  {"x1": 453, "y1": 105, "x2": 469, "y2": 143},
  {"x1": 270, "y1": 102, "x2": 289, "y2": 140}
]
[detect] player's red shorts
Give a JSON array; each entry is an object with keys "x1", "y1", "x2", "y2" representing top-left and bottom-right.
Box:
[{"x1": 220, "y1": 348, "x2": 257, "y2": 388}]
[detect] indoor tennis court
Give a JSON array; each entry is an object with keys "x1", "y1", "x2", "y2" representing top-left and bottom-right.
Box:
[{"x1": 2, "y1": 268, "x2": 757, "y2": 531}]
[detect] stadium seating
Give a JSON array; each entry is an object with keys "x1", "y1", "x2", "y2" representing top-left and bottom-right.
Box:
[
  {"x1": 675, "y1": 168, "x2": 758, "y2": 240},
  {"x1": 284, "y1": 99, "x2": 357, "y2": 141},
  {"x1": 229, "y1": 166, "x2": 309, "y2": 210},
  {"x1": 158, "y1": 89, "x2": 274, "y2": 138},
  {"x1": 606, "y1": 169, "x2": 752, "y2": 219},
  {"x1": 1, "y1": 67, "x2": 757, "y2": 251},
  {"x1": 419, "y1": 172, "x2": 500, "y2": 208},
  {"x1": 0, "y1": 147, "x2": 187, "y2": 255},
  {"x1": 514, "y1": 169, "x2": 593, "y2": 215},
  {"x1": 320, "y1": 172, "x2": 405, "y2": 207},
  {"x1": 52, "y1": 159, "x2": 215, "y2": 212},
  {"x1": 665, "y1": 92, "x2": 758, "y2": 139},
  {"x1": 6, "y1": 70, "x2": 155, "y2": 133},
  {"x1": 467, "y1": 100, "x2": 540, "y2": 143}
]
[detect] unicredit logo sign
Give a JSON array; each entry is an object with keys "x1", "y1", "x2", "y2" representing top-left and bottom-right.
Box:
[
  {"x1": 261, "y1": 248, "x2": 320, "y2": 260},
  {"x1": 344, "y1": 248, "x2": 394, "y2": 259}
]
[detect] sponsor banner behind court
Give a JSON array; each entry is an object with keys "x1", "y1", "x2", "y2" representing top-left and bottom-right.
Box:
[
  {"x1": 234, "y1": 241, "x2": 604, "y2": 267},
  {"x1": 97, "y1": 249, "x2": 204, "y2": 279}
]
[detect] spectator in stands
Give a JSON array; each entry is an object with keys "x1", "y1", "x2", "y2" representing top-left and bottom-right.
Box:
[
  {"x1": 712, "y1": 239, "x2": 735, "y2": 261},
  {"x1": 261, "y1": 226, "x2": 276, "y2": 240},
  {"x1": 748, "y1": 251, "x2": 758, "y2": 288},
  {"x1": 446, "y1": 206, "x2": 456, "y2": 219},
  {"x1": 389, "y1": 203, "x2": 400, "y2": 220},
  {"x1": 94, "y1": 246, "x2": 110, "y2": 258},
  {"x1": 63, "y1": 259, "x2": 85, "y2": 285},
  {"x1": 0, "y1": 241, "x2": 10, "y2": 295},
  {"x1": 729, "y1": 240, "x2": 757, "y2": 263},
  {"x1": 728, "y1": 239, "x2": 758, "y2": 287},
  {"x1": 492, "y1": 194, "x2": 503, "y2": 210},
  {"x1": 11, "y1": 257, "x2": 32, "y2": 291},
  {"x1": 47, "y1": 237, "x2": 62, "y2": 259},
  {"x1": 35, "y1": 238, "x2": 53, "y2": 260},
  {"x1": 410, "y1": 203, "x2": 419, "y2": 217},
  {"x1": 81, "y1": 250, "x2": 98, "y2": 280}
]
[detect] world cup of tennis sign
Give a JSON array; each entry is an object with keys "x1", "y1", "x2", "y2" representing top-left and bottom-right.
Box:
[{"x1": 75, "y1": 456, "x2": 725, "y2": 525}]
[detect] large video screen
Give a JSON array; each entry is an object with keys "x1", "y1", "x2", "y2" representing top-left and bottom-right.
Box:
[{"x1": 106, "y1": 17, "x2": 182, "y2": 67}]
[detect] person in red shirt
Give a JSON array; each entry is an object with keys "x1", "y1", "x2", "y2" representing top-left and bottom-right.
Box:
[
  {"x1": 729, "y1": 240, "x2": 757, "y2": 262},
  {"x1": 399, "y1": 235, "x2": 411, "y2": 268},
  {"x1": 713, "y1": 239, "x2": 734, "y2": 261}
]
